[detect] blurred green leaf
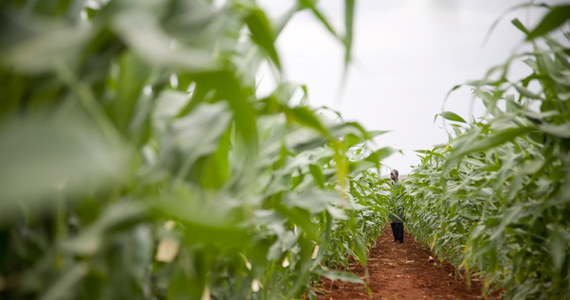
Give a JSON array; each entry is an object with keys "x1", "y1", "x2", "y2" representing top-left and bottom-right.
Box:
[
  {"x1": 150, "y1": 187, "x2": 249, "y2": 249},
  {"x1": 152, "y1": 90, "x2": 190, "y2": 135},
  {"x1": 439, "y1": 111, "x2": 466, "y2": 123},
  {"x1": 316, "y1": 269, "x2": 364, "y2": 284},
  {"x1": 274, "y1": 204, "x2": 318, "y2": 241},
  {"x1": 353, "y1": 235, "x2": 367, "y2": 267},
  {"x1": 0, "y1": 114, "x2": 127, "y2": 220},
  {"x1": 513, "y1": 84, "x2": 543, "y2": 100},
  {"x1": 40, "y1": 263, "x2": 89, "y2": 300},
  {"x1": 0, "y1": 11, "x2": 91, "y2": 73},
  {"x1": 445, "y1": 127, "x2": 533, "y2": 169},
  {"x1": 539, "y1": 122, "x2": 570, "y2": 138},
  {"x1": 343, "y1": 0, "x2": 355, "y2": 69},
  {"x1": 548, "y1": 226, "x2": 566, "y2": 271},
  {"x1": 511, "y1": 18, "x2": 529, "y2": 35},
  {"x1": 527, "y1": 5, "x2": 570, "y2": 40},
  {"x1": 245, "y1": 8, "x2": 281, "y2": 70},
  {"x1": 154, "y1": 102, "x2": 232, "y2": 179},
  {"x1": 113, "y1": 11, "x2": 218, "y2": 71},
  {"x1": 364, "y1": 147, "x2": 396, "y2": 165},
  {"x1": 298, "y1": 0, "x2": 340, "y2": 40},
  {"x1": 285, "y1": 190, "x2": 344, "y2": 217},
  {"x1": 62, "y1": 202, "x2": 147, "y2": 255},
  {"x1": 308, "y1": 164, "x2": 326, "y2": 188},
  {"x1": 109, "y1": 52, "x2": 151, "y2": 136},
  {"x1": 286, "y1": 106, "x2": 329, "y2": 137}
]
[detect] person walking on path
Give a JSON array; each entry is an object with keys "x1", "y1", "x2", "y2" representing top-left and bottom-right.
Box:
[{"x1": 389, "y1": 169, "x2": 404, "y2": 243}]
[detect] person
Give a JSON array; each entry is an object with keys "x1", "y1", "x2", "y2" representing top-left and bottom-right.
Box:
[{"x1": 389, "y1": 169, "x2": 404, "y2": 243}]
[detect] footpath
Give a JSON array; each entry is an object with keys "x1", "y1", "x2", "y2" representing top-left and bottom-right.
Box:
[{"x1": 315, "y1": 226, "x2": 502, "y2": 300}]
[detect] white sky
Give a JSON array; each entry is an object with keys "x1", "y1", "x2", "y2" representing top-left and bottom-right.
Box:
[{"x1": 257, "y1": 0, "x2": 566, "y2": 175}]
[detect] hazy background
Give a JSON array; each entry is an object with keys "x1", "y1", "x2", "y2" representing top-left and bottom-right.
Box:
[{"x1": 256, "y1": 0, "x2": 566, "y2": 175}]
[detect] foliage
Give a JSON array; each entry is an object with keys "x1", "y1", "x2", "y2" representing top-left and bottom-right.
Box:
[
  {"x1": 405, "y1": 5, "x2": 570, "y2": 300},
  {"x1": 0, "y1": 0, "x2": 392, "y2": 299}
]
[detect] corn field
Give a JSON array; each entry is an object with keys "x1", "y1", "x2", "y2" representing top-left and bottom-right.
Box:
[
  {"x1": 404, "y1": 5, "x2": 570, "y2": 300},
  {"x1": 0, "y1": 1, "x2": 569, "y2": 299},
  {"x1": 0, "y1": 0, "x2": 395, "y2": 299}
]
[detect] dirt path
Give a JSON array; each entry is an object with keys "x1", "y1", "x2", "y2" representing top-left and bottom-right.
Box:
[{"x1": 315, "y1": 225, "x2": 502, "y2": 300}]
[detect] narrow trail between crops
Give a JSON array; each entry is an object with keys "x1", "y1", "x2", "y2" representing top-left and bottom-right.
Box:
[{"x1": 315, "y1": 226, "x2": 503, "y2": 300}]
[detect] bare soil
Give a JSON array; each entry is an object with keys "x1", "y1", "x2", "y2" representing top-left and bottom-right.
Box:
[{"x1": 314, "y1": 225, "x2": 503, "y2": 300}]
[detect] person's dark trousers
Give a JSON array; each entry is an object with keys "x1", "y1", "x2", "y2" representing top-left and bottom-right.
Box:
[{"x1": 391, "y1": 223, "x2": 404, "y2": 243}]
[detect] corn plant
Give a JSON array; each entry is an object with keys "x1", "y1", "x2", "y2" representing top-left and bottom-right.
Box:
[
  {"x1": 405, "y1": 4, "x2": 570, "y2": 299},
  {"x1": 0, "y1": 0, "x2": 394, "y2": 299}
]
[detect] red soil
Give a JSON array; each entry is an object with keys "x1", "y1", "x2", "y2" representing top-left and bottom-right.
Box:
[{"x1": 314, "y1": 225, "x2": 503, "y2": 300}]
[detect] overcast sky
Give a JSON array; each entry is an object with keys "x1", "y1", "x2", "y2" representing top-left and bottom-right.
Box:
[{"x1": 255, "y1": 0, "x2": 568, "y2": 175}]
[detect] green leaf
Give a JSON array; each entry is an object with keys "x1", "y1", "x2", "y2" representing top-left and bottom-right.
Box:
[
  {"x1": 364, "y1": 147, "x2": 396, "y2": 164},
  {"x1": 181, "y1": 71, "x2": 258, "y2": 146},
  {"x1": 168, "y1": 251, "x2": 210, "y2": 300},
  {"x1": 513, "y1": 84, "x2": 543, "y2": 100},
  {"x1": 0, "y1": 114, "x2": 127, "y2": 221},
  {"x1": 366, "y1": 130, "x2": 390, "y2": 138},
  {"x1": 439, "y1": 111, "x2": 466, "y2": 123},
  {"x1": 316, "y1": 269, "x2": 364, "y2": 284},
  {"x1": 511, "y1": 18, "x2": 529, "y2": 35},
  {"x1": 285, "y1": 190, "x2": 343, "y2": 217},
  {"x1": 482, "y1": 3, "x2": 549, "y2": 44},
  {"x1": 285, "y1": 128, "x2": 327, "y2": 152},
  {"x1": 274, "y1": 205, "x2": 318, "y2": 241},
  {"x1": 62, "y1": 201, "x2": 147, "y2": 255},
  {"x1": 152, "y1": 90, "x2": 190, "y2": 136},
  {"x1": 308, "y1": 164, "x2": 326, "y2": 188},
  {"x1": 527, "y1": 6, "x2": 570, "y2": 40},
  {"x1": 444, "y1": 84, "x2": 462, "y2": 104},
  {"x1": 154, "y1": 102, "x2": 233, "y2": 180},
  {"x1": 40, "y1": 263, "x2": 89, "y2": 300},
  {"x1": 110, "y1": 52, "x2": 151, "y2": 136},
  {"x1": 445, "y1": 127, "x2": 533, "y2": 169},
  {"x1": 198, "y1": 129, "x2": 232, "y2": 189},
  {"x1": 0, "y1": 11, "x2": 91, "y2": 73},
  {"x1": 539, "y1": 122, "x2": 570, "y2": 138},
  {"x1": 298, "y1": 0, "x2": 340, "y2": 40},
  {"x1": 151, "y1": 189, "x2": 250, "y2": 249},
  {"x1": 343, "y1": 0, "x2": 355, "y2": 68},
  {"x1": 113, "y1": 11, "x2": 217, "y2": 71},
  {"x1": 286, "y1": 106, "x2": 329, "y2": 136},
  {"x1": 548, "y1": 226, "x2": 566, "y2": 271},
  {"x1": 353, "y1": 235, "x2": 368, "y2": 267},
  {"x1": 245, "y1": 8, "x2": 281, "y2": 70}
]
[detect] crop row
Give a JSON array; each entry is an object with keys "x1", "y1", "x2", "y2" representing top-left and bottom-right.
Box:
[
  {"x1": 0, "y1": 1, "x2": 392, "y2": 299},
  {"x1": 404, "y1": 6, "x2": 570, "y2": 299}
]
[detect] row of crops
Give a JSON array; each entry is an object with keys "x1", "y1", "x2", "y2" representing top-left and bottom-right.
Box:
[
  {"x1": 2, "y1": 0, "x2": 569, "y2": 299},
  {"x1": 403, "y1": 5, "x2": 570, "y2": 300},
  {"x1": 0, "y1": 0, "x2": 397, "y2": 299}
]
